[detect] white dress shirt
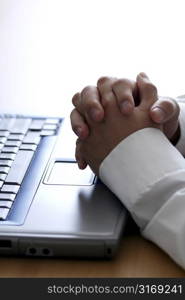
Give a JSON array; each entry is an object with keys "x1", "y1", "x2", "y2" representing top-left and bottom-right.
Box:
[{"x1": 99, "y1": 99, "x2": 185, "y2": 270}]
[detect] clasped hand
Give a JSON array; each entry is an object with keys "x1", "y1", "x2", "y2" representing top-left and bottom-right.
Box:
[{"x1": 70, "y1": 73, "x2": 180, "y2": 175}]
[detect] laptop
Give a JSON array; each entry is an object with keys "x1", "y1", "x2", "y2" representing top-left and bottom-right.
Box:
[{"x1": 0, "y1": 114, "x2": 128, "y2": 258}]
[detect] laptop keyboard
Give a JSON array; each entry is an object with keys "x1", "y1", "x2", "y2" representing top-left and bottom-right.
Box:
[{"x1": 0, "y1": 115, "x2": 61, "y2": 221}]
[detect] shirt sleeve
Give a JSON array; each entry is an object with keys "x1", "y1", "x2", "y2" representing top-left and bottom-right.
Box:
[{"x1": 99, "y1": 128, "x2": 185, "y2": 269}]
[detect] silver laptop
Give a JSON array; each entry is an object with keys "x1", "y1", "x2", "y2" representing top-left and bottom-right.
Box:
[{"x1": 0, "y1": 114, "x2": 128, "y2": 258}]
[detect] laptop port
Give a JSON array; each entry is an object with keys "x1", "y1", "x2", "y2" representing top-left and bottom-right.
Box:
[
  {"x1": 107, "y1": 248, "x2": 112, "y2": 255},
  {"x1": 42, "y1": 248, "x2": 50, "y2": 255},
  {"x1": 0, "y1": 240, "x2": 12, "y2": 248},
  {"x1": 29, "y1": 247, "x2": 37, "y2": 255}
]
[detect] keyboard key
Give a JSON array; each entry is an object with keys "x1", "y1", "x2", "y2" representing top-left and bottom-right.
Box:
[
  {"x1": 0, "y1": 137, "x2": 7, "y2": 144},
  {"x1": 43, "y1": 124, "x2": 57, "y2": 131},
  {"x1": 0, "y1": 153, "x2": 16, "y2": 160},
  {"x1": 0, "y1": 174, "x2": 6, "y2": 181},
  {"x1": 0, "y1": 131, "x2": 9, "y2": 138},
  {"x1": 11, "y1": 118, "x2": 32, "y2": 134},
  {"x1": 20, "y1": 144, "x2": 37, "y2": 151},
  {"x1": 41, "y1": 130, "x2": 55, "y2": 136},
  {"x1": 0, "y1": 193, "x2": 16, "y2": 201},
  {"x1": 5, "y1": 141, "x2": 21, "y2": 147},
  {"x1": 5, "y1": 150, "x2": 34, "y2": 185},
  {"x1": 0, "y1": 117, "x2": 15, "y2": 131},
  {"x1": 23, "y1": 131, "x2": 41, "y2": 144},
  {"x1": 45, "y1": 118, "x2": 60, "y2": 124},
  {"x1": 0, "y1": 115, "x2": 61, "y2": 221},
  {"x1": 30, "y1": 119, "x2": 45, "y2": 130},
  {"x1": 8, "y1": 134, "x2": 24, "y2": 141},
  {"x1": 0, "y1": 207, "x2": 9, "y2": 220},
  {"x1": 2, "y1": 146, "x2": 19, "y2": 154},
  {"x1": 0, "y1": 167, "x2": 10, "y2": 174},
  {"x1": 1, "y1": 184, "x2": 20, "y2": 194},
  {"x1": 0, "y1": 160, "x2": 12, "y2": 167},
  {"x1": 0, "y1": 201, "x2": 13, "y2": 209}
]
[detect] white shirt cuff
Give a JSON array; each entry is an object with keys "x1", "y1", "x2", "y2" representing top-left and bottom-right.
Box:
[
  {"x1": 99, "y1": 127, "x2": 185, "y2": 268},
  {"x1": 99, "y1": 128, "x2": 185, "y2": 228}
]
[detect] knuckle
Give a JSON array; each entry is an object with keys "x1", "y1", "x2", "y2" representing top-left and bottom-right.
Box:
[
  {"x1": 113, "y1": 78, "x2": 134, "y2": 89},
  {"x1": 112, "y1": 79, "x2": 134, "y2": 103},
  {"x1": 97, "y1": 76, "x2": 110, "y2": 86},
  {"x1": 113, "y1": 78, "x2": 129, "y2": 88},
  {"x1": 81, "y1": 85, "x2": 95, "y2": 97},
  {"x1": 81, "y1": 85, "x2": 99, "y2": 111},
  {"x1": 72, "y1": 92, "x2": 80, "y2": 106}
]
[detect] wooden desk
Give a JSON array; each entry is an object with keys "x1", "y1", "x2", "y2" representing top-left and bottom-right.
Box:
[{"x1": 0, "y1": 234, "x2": 185, "y2": 278}]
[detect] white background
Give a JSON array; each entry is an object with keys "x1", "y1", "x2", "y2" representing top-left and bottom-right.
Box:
[{"x1": 0, "y1": 0, "x2": 185, "y2": 116}]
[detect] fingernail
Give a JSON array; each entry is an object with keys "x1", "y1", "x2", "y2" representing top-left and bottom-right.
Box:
[
  {"x1": 90, "y1": 108, "x2": 102, "y2": 121},
  {"x1": 78, "y1": 160, "x2": 86, "y2": 169},
  {"x1": 120, "y1": 101, "x2": 133, "y2": 114},
  {"x1": 75, "y1": 126, "x2": 83, "y2": 137},
  {"x1": 151, "y1": 107, "x2": 166, "y2": 122}
]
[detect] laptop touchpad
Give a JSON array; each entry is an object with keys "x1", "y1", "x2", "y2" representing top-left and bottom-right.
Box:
[{"x1": 45, "y1": 161, "x2": 95, "y2": 185}]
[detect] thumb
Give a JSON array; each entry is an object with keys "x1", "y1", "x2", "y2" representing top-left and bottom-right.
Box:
[
  {"x1": 150, "y1": 97, "x2": 180, "y2": 124},
  {"x1": 150, "y1": 97, "x2": 180, "y2": 140}
]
